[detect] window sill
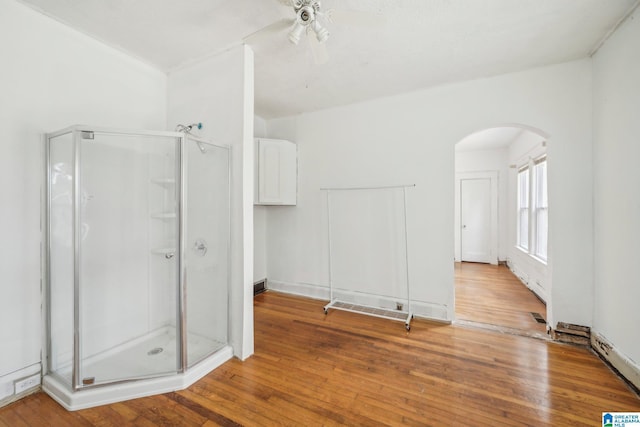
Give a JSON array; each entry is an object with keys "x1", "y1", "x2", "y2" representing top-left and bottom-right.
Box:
[
  {"x1": 514, "y1": 246, "x2": 548, "y2": 266},
  {"x1": 531, "y1": 255, "x2": 548, "y2": 266}
]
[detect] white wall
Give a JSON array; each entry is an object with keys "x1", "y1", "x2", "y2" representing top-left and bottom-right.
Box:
[
  {"x1": 265, "y1": 59, "x2": 593, "y2": 327},
  {"x1": 167, "y1": 45, "x2": 254, "y2": 360},
  {"x1": 592, "y1": 8, "x2": 640, "y2": 376},
  {"x1": 253, "y1": 116, "x2": 268, "y2": 282},
  {"x1": 0, "y1": 0, "x2": 166, "y2": 402},
  {"x1": 454, "y1": 147, "x2": 509, "y2": 262}
]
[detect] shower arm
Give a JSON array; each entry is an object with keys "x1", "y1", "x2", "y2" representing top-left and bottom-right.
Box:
[
  {"x1": 175, "y1": 123, "x2": 202, "y2": 134},
  {"x1": 175, "y1": 123, "x2": 207, "y2": 154}
]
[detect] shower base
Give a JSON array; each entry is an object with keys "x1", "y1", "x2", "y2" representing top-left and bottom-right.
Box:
[{"x1": 42, "y1": 327, "x2": 233, "y2": 411}]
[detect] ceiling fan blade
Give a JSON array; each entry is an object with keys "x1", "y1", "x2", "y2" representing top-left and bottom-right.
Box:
[
  {"x1": 308, "y1": 32, "x2": 329, "y2": 65},
  {"x1": 326, "y1": 8, "x2": 386, "y2": 27},
  {"x1": 243, "y1": 18, "x2": 293, "y2": 46}
]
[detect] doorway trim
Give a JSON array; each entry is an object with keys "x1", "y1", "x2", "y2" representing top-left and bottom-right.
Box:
[{"x1": 454, "y1": 171, "x2": 499, "y2": 265}]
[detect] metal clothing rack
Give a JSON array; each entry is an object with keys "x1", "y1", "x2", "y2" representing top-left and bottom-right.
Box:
[{"x1": 321, "y1": 184, "x2": 415, "y2": 331}]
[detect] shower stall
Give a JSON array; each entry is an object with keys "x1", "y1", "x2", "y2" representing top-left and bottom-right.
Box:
[{"x1": 42, "y1": 125, "x2": 232, "y2": 410}]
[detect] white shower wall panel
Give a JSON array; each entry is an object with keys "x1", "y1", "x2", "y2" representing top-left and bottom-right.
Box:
[
  {"x1": 147, "y1": 144, "x2": 179, "y2": 333},
  {"x1": 184, "y1": 141, "x2": 229, "y2": 345}
]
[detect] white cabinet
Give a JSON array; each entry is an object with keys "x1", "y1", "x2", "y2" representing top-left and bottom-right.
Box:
[{"x1": 254, "y1": 138, "x2": 297, "y2": 205}]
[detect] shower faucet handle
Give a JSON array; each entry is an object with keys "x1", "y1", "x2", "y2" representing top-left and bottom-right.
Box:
[{"x1": 193, "y1": 239, "x2": 208, "y2": 256}]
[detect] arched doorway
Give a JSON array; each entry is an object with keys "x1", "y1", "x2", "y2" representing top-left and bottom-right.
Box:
[{"x1": 454, "y1": 125, "x2": 550, "y2": 337}]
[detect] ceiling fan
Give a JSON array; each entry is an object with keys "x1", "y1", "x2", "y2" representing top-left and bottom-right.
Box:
[
  {"x1": 244, "y1": 0, "x2": 383, "y2": 64},
  {"x1": 286, "y1": 0, "x2": 330, "y2": 44}
]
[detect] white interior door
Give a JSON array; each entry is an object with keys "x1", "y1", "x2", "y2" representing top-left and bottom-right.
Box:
[{"x1": 461, "y1": 178, "x2": 492, "y2": 263}]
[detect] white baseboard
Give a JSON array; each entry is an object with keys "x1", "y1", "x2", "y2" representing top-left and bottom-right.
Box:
[
  {"x1": 267, "y1": 280, "x2": 329, "y2": 301},
  {"x1": 0, "y1": 363, "x2": 41, "y2": 408},
  {"x1": 591, "y1": 331, "x2": 640, "y2": 391},
  {"x1": 267, "y1": 280, "x2": 450, "y2": 323}
]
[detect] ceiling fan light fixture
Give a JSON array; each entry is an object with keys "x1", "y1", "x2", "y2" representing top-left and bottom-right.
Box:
[
  {"x1": 311, "y1": 19, "x2": 329, "y2": 43},
  {"x1": 288, "y1": 21, "x2": 306, "y2": 44}
]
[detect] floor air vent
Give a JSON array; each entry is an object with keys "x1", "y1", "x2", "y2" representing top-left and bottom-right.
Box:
[{"x1": 254, "y1": 279, "x2": 266, "y2": 296}]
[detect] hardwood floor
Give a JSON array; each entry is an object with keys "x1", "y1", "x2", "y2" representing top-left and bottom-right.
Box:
[
  {"x1": 455, "y1": 262, "x2": 548, "y2": 335},
  {"x1": 1, "y1": 291, "x2": 638, "y2": 426}
]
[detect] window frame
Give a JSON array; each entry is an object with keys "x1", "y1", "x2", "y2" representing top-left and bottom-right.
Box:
[
  {"x1": 532, "y1": 157, "x2": 548, "y2": 261},
  {"x1": 516, "y1": 155, "x2": 548, "y2": 264}
]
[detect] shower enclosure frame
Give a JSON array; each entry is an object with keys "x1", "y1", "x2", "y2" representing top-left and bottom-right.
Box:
[{"x1": 42, "y1": 125, "x2": 233, "y2": 408}]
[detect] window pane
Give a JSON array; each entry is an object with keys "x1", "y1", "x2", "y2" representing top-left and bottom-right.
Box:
[
  {"x1": 518, "y1": 169, "x2": 529, "y2": 207},
  {"x1": 535, "y1": 160, "x2": 547, "y2": 208},
  {"x1": 517, "y1": 168, "x2": 529, "y2": 249},
  {"x1": 534, "y1": 159, "x2": 548, "y2": 260},
  {"x1": 519, "y1": 208, "x2": 529, "y2": 249}
]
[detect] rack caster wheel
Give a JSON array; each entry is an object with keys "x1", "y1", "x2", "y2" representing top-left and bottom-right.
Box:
[
  {"x1": 405, "y1": 324, "x2": 411, "y2": 331},
  {"x1": 323, "y1": 309, "x2": 328, "y2": 315}
]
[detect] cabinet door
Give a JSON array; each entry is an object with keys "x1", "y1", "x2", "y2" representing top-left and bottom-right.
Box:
[{"x1": 256, "y1": 138, "x2": 297, "y2": 205}]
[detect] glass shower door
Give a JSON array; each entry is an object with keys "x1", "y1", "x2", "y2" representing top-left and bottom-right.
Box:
[
  {"x1": 77, "y1": 131, "x2": 180, "y2": 386},
  {"x1": 47, "y1": 131, "x2": 75, "y2": 386},
  {"x1": 184, "y1": 137, "x2": 229, "y2": 368}
]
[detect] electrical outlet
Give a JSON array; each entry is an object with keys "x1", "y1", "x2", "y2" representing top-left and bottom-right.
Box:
[{"x1": 14, "y1": 374, "x2": 40, "y2": 395}]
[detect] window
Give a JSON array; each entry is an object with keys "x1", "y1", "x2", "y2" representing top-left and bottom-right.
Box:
[
  {"x1": 533, "y1": 158, "x2": 548, "y2": 261},
  {"x1": 516, "y1": 156, "x2": 548, "y2": 262},
  {"x1": 517, "y1": 167, "x2": 529, "y2": 250}
]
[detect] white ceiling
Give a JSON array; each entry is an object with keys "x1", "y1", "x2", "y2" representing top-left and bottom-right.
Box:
[{"x1": 18, "y1": 0, "x2": 638, "y2": 119}]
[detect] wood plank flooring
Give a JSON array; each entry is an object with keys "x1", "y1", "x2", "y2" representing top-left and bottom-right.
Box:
[
  {"x1": 2, "y1": 291, "x2": 638, "y2": 426},
  {"x1": 455, "y1": 262, "x2": 548, "y2": 335}
]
